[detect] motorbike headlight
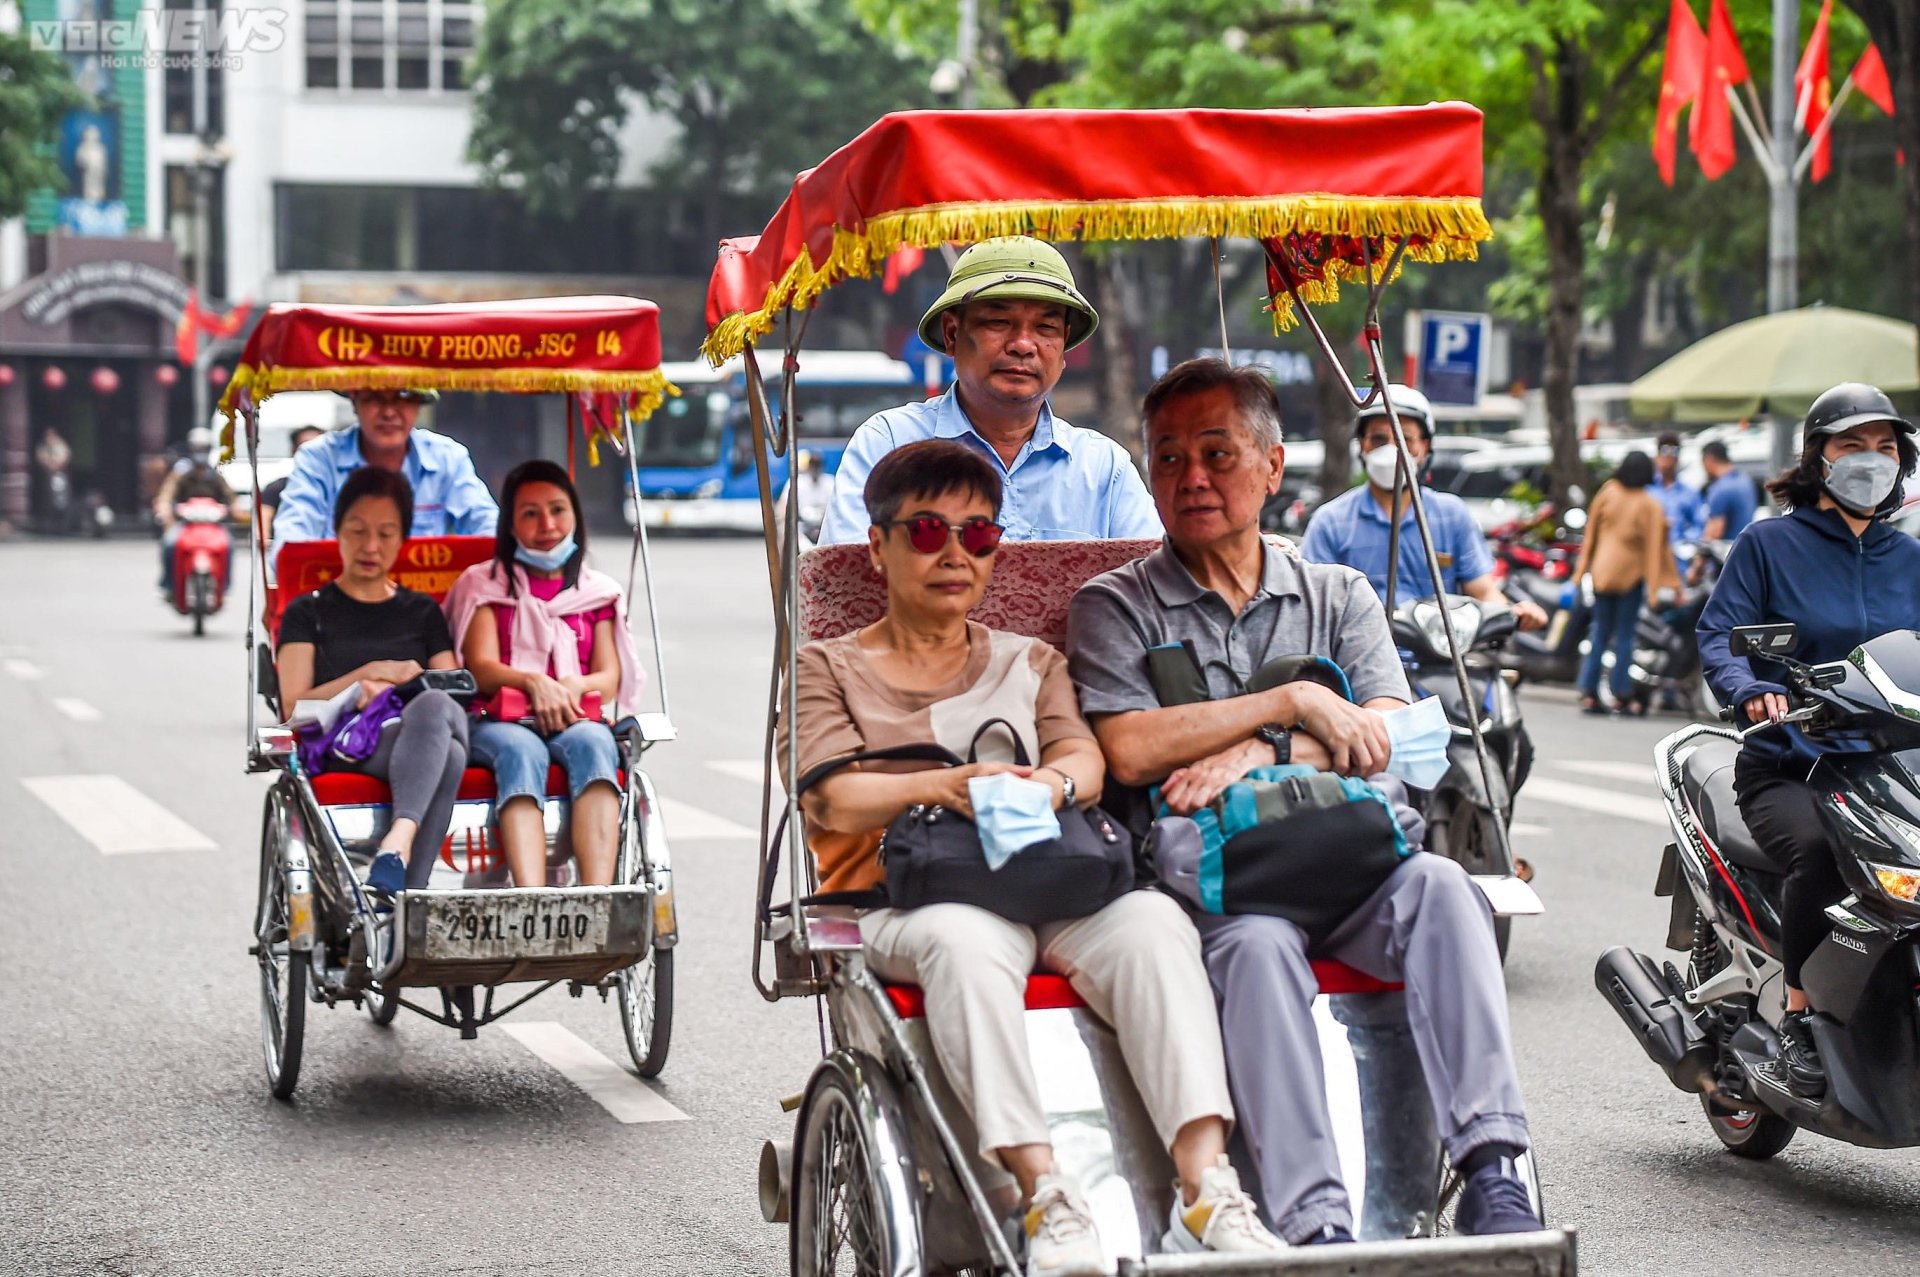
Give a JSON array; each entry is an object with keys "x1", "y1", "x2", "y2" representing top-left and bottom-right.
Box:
[
  {"x1": 693, "y1": 478, "x2": 724, "y2": 499},
  {"x1": 1412, "y1": 599, "x2": 1482, "y2": 653}
]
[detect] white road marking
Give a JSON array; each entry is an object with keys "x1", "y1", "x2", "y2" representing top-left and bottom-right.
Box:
[
  {"x1": 501, "y1": 1022, "x2": 688, "y2": 1123},
  {"x1": 1511, "y1": 822, "x2": 1551, "y2": 837},
  {"x1": 1553, "y1": 759, "x2": 1659, "y2": 787},
  {"x1": 51, "y1": 698, "x2": 102, "y2": 722},
  {"x1": 657, "y1": 795, "x2": 756, "y2": 839},
  {"x1": 1520, "y1": 776, "x2": 1670, "y2": 827},
  {"x1": 3, "y1": 659, "x2": 44, "y2": 681},
  {"x1": 707, "y1": 759, "x2": 779, "y2": 789},
  {"x1": 20, "y1": 775, "x2": 218, "y2": 854}
]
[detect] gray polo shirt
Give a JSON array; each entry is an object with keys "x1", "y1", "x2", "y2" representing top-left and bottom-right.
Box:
[{"x1": 1066, "y1": 539, "x2": 1412, "y2": 717}]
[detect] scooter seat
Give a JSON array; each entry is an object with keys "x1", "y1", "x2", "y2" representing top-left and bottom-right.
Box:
[{"x1": 1679, "y1": 739, "x2": 1788, "y2": 874}]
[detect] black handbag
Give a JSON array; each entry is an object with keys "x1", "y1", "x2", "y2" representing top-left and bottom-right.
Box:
[
  {"x1": 395, "y1": 668, "x2": 479, "y2": 706},
  {"x1": 792, "y1": 719, "x2": 1135, "y2": 926}
]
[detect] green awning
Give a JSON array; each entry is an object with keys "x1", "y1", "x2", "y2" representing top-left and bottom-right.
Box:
[{"x1": 1630, "y1": 306, "x2": 1919, "y2": 423}]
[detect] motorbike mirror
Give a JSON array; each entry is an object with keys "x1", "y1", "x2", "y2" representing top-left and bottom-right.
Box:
[
  {"x1": 1567, "y1": 485, "x2": 1588, "y2": 508},
  {"x1": 1562, "y1": 507, "x2": 1588, "y2": 531},
  {"x1": 1729, "y1": 622, "x2": 1797, "y2": 658}
]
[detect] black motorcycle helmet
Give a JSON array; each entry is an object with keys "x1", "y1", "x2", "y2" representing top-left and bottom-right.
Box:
[{"x1": 1768, "y1": 382, "x2": 1919, "y2": 516}]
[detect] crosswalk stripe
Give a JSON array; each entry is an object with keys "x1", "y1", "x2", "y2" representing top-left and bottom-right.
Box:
[
  {"x1": 1553, "y1": 759, "x2": 1658, "y2": 786},
  {"x1": 52, "y1": 698, "x2": 102, "y2": 722},
  {"x1": 3, "y1": 659, "x2": 44, "y2": 681},
  {"x1": 707, "y1": 759, "x2": 778, "y2": 789},
  {"x1": 1511, "y1": 822, "x2": 1551, "y2": 836},
  {"x1": 657, "y1": 795, "x2": 756, "y2": 839},
  {"x1": 501, "y1": 1022, "x2": 688, "y2": 1124},
  {"x1": 1520, "y1": 776, "x2": 1670, "y2": 828},
  {"x1": 20, "y1": 775, "x2": 218, "y2": 854}
]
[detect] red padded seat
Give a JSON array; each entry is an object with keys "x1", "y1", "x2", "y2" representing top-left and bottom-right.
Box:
[
  {"x1": 882, "y1": 964, "x2": 1400, "y2": 1019},
  {"x1": 310, "y1": 764, "x2": 620, "y2": 806}
]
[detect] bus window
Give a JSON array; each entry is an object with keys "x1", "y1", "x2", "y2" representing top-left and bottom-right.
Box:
[
  {"x1": 788, "y1": 383, "x2": 922, "y2": 447},
  {"x1": 637, "y1": 391, "x2": 727, "y2": 468}
]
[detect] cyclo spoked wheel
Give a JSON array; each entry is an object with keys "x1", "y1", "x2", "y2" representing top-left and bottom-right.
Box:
[
  {"x1": 792, "y1": 1069, "x2": 894, "y2": 1277},
  {"x1": 255, "y1": 792, "x2": 307, "y2": 1099},
  {"x1": 1425, "y1": 793, "x2": 1512, "y2": 962},
  {"x1": 616, "y1": 782, "x2": 672, "y2": 1077},
  {"x1": 363, "y1": 981, "x2": 399, "y2": 1026}
]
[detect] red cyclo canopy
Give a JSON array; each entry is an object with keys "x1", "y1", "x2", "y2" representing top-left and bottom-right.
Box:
[{"x1": 703, "y1": 105, "x2": 1492, "y2": 362}]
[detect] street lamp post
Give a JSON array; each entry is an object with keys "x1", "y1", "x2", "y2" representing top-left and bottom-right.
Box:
[
  {"x1": 188, "y1": 131, "x2": 231, "y2": 432},
  {"x1": 1766, "y1": 0, "x2": 1799, "y2": 474}
]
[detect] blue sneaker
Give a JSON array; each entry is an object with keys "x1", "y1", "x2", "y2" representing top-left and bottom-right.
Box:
[
  {"x1": 1454, "y1": 1158, "x2": 1542, "y2": 1236},
  {"x1": 365, "y1": 850, "x2": 406, "y2": 904}
]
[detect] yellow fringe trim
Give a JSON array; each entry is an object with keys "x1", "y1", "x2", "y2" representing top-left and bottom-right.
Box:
[
  {"x1": 218, "y1": 366, "x2": 678, "y2": 463},
  {"x1": 701, "y1": 194, "x2": 1492, "y2": 363}
]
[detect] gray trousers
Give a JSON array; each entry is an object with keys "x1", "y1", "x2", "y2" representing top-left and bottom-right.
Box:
[
  {"x1": 1195, "y1": 853, "x2": 1529, "y2": 1242},
  {"x1": 341, "y1": 689, "x2": 470, "y2": 889}
]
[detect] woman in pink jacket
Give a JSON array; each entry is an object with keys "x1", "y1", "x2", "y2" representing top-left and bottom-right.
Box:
[{"x1": 444, "y1": 461, "x2": 644, "y2": 888}]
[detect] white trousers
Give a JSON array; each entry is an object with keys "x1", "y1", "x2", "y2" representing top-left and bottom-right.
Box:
[{"x1": 861, "y1": 889, "x2": 1235, "y2": 1164}]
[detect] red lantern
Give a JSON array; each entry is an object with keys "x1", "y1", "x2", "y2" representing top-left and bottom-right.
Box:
[
  {"x1": 154, "y1": 364, "x2": 180, "y2": 388},
  {"x1": 208, "y1": 364, "x2": 230, "y2": 387},
  {"x1": 0, "y1": 364, "x2": 14, "y2": 388},
  {"x1": 90, "y1": 366, "x2": 120, "y2": 396},
  {"x1": 42, "y1": 366, "x2": 67, "y2": 391}
]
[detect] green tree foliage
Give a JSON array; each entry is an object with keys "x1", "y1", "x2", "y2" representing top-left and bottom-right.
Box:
[
  {"x1": 0, "y1": 33, "x2": 86, "y2": 221},
  {"x1": 468, "y1": 0, "x2": 932, "y2": 243}
]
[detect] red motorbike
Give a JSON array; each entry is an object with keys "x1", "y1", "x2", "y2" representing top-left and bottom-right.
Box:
[{"x1": 169, "y1": 497, "x2": 233, "y2": 636}]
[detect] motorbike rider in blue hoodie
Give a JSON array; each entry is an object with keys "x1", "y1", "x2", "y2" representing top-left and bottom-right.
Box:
[{"x1": 1698, "y1": 382, "x2": 1920, "y2": 1100}]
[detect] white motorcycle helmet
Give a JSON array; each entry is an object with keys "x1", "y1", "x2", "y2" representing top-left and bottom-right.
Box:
[
  {"x1": 185, "y1": 426, "x2": 216, "y2": 464},
  {"x1": 1356, "y1": 384, "x2": 1435, "y2": 488}
]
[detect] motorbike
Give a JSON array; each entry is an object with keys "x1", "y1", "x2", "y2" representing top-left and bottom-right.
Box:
[
  {"x1": 1389, "y1": 593, "x2": 1530, "y2": 956},
  {"x1": 1598, "y1": 622, "x2": 1920, "y2": 1159},
  {"x1": 1492, "y1": 507, "x2": 1589, "y2": 686},
  {"x1": 168, "y1": 497, "x2": 232, "y2": 636}
]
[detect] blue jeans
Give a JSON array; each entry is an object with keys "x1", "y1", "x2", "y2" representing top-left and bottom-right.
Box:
[
  {"x1": 1578, "y1": 584, "x2": 1645, "y2": 701},
  {"x1": 470, "y1": 719, "x2": 620, "y2": 811}
]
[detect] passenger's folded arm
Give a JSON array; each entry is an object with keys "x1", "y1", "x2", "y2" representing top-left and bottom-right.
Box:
[{"x1": 1091, "y1": 681, "x2": 1320, "y2": 788}]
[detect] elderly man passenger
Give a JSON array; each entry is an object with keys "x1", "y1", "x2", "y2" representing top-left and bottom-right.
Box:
[
  {"x1": 270, "y1": 388, "x2": 499, "y2": 566},
  {"x1": 788, "y1": 438, "x2": 1280, "y2": 1271},
  {"x1": 819, "y1": 237, "x2": 1161, "y2": 544},
  {"x1": 1065, "y1": 359, "x2": 1542, "y2": 1243}
]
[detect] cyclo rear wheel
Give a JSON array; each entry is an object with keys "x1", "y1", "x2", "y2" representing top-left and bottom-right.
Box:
[
  {"x1": 255, "y1": 791, "x2": 307, "y2": 1099},
  {"x1": 616, "y1": 782, "x2": 672, "y2": 1077}
]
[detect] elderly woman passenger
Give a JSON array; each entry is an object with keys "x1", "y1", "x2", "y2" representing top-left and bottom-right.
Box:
[{"x1": 786, "y1": 439, "x2": 1280, "y2": 1271}]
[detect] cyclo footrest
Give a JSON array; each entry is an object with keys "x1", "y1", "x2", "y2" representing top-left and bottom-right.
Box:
[{"x1": 384, "y1": 885, "x2": 653, "y2": 990}]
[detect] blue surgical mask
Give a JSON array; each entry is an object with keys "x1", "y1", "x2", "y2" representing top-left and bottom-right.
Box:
[
  {"x1": 968, "y1": 772, "x2": 1061, "y2": 869},
  {"x1": 1381, "y1": 696, "x2": 1451, "y2": 790},
  {"x1": 515, "y1": 533, "x2": 577, "y2": 573}
]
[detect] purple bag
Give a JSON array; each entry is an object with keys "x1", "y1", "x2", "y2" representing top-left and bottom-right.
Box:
[{"x1": 297, "y1": 687, "x2": 403, "y2": 775}]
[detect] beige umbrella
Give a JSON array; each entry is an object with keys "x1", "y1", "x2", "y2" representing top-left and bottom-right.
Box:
[{"x1": 1630, "y1": 305, "x2": 1919, "y2": 423}]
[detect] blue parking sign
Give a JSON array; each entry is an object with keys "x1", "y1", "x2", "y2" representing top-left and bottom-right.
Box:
[{"x1": 1419, "y1": 311, "x2": 1489, "y2": 407}]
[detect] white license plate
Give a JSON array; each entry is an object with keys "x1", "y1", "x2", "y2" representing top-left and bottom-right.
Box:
[{"x1": 424, "y1": 896, "x2": 611, "y2": 960}]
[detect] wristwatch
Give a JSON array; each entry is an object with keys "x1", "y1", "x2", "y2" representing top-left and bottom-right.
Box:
[
  {"x1": 1056, "y1": 771, "x2": 1077, "y2": 809},
  {"x1": 1254, "y1": 723, "x2": 1291, "y2": 766}
]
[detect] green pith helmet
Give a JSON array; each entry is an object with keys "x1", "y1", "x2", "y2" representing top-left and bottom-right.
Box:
[{"x1": 916, "y1": 237, "x2": 1099, "y2": 354}]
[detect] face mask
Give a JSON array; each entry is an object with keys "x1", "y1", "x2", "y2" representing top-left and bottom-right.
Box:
[
  {"x1": 515, "y1": 532, "x2": 577, "y2": 572},
  {"x1": 1364, "y1": 444, "x2": 1409, "y2": 491},
  {"x1": 1380, "y1": 695, "x2": 1451, "y2": 790},
  {"x1": 967, "y1": 772, "x2": 1061, "y2": 869},
  {"x1": 1821, "y1": 450, "x2": 1901, "y2": 516}
]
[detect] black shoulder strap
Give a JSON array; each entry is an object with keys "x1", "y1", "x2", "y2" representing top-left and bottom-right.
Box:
[{"x1": 791, "y1": 741, "x2": 964, "y2": 797}]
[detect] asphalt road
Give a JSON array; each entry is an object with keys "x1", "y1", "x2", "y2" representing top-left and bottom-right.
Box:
[{"x1": 3, "y1": 536, "x2": 1919, "y2": 1276}]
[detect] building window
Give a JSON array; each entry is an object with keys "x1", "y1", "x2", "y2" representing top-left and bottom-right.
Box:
[
  {"x1": 163, "y1": 0, "x2": 226, "y2": 135},
  {"x1": 305, "y1": 0, "x2": 480, "y2": 93}
]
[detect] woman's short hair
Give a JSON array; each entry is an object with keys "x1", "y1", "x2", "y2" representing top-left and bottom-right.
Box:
[
  {"x1": 493, "y1": 458, "x2": 587, "y2": 594},
  {"x1": 333, "y1": 465, "x2": 414, "y2": 533},
  {"x1": 1615, "y1": 451, "x2": 1654, "y2": 490},
  {"x1": 1767, "y1": 430, "x2": 1919, "y2": 511},
  {"x1": 864, "y1": 439, "x2": 1003, "y2": 526},
  {"x1": 1141, "y1": 358, "x2": 1285, "y2": 450}
]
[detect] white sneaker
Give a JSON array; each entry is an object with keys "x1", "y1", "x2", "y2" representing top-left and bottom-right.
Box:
[
  {"x1": 1025, "y1": 1171, "x2": 1106, "y2": 1276},
  {"x1": 1162, "y1": 1155, "x2": 1286, "y2": 1254}
]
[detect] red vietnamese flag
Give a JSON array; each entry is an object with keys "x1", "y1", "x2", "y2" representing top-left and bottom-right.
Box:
[
  {"x1": 1795, "y1": 0, "x2": 1835, "y2": 181},
  {"x1": 174, "y1": 290, "x2": 203, "y2": 364},
  {"x1": 1855, "y1": 42, "x2": 1896, "y2": 116},
  {"x1": 881, "y1": 244, "x2": 926, "y2": 295},
  {"x1": 207, "y1": 299, "x2": 253, "y2": 339},
  {"x1": 1691, "y1": 0, "x2": 1750, "y2": 180},
  {"x1": 1653, "y1": 0, "x2": 1708, "y2": 185}
]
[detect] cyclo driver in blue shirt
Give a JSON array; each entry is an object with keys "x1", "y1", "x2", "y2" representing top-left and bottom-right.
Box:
[
  {"x1": 819, "y1": 237, "x2": 1162, "y2": 544},
  {"x1": 269, "y1": 388, "x2": 499, "y2": 567}
]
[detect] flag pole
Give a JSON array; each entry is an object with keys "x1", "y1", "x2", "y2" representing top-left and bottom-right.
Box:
[
  {"x1": 1793, "y1": 74, "x2": 1857, "y2": 183},
  {"x1": 1726, "y1": 86, "x2": 1784, "y2": 183},
  {"x1": 1765, "y1": 0, "x2": 1798, "y2": 474}
]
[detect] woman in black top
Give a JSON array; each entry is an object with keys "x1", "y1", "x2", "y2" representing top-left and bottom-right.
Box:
[{"x1": 277, "y1": 468, "x2": 470, "y2": 895}]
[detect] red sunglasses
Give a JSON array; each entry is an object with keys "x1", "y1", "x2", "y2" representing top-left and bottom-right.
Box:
[{"x1": 881, "y1": 514, "x2": 1005, "y2": 557}]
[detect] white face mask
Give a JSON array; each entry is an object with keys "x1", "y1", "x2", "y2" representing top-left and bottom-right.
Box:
[
  {"x1": 1822, "y1": 450, "x2": 1901, "y2": 516},
  {"x1": 1364, "y1": 444, "x2": 1407, "y2": 491}
]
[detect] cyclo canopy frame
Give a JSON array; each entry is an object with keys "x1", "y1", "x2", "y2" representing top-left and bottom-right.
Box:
[
  {"x1": 702, "y1": 106, "x2": 1511, "y2": 981},
  {"x1": 215, "y1": 295, "x2": 683, "y2": 759}
]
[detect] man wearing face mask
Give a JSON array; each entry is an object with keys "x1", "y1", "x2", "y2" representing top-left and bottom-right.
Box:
[
  {"x1": 1699, "y1": 383, "x2": 1920, "y2": 1100},
  {"x1": 1302, "y1": 386, "x2": 1547, "y2": 631}
]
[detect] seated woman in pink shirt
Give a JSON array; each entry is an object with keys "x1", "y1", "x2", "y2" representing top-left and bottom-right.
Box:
[{"x1": 444, "y1": 461, "x2": 644, "y2": 888}]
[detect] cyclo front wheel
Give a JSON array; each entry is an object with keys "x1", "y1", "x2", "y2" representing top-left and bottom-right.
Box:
[
  {"x1": 255, "y1": 791, "x2": 307, "y2": 1099},
  {"x1": 791, "y1": 1065, "x2": 900, "y2": 1277}
]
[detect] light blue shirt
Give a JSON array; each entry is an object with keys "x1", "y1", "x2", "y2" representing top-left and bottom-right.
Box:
[
  {"x1": 1705, "y1": 469, "x2": 1758, "y2": 538},
  {"x1": 819, "y1": 388, "x2": 1161, "y2": 544},
  {"x1": 1301, "y1": 483, "x2": 1493, "y2": 606},
  {"x1": 269, "y1": 424, "x2": 499, "y2": 567},
  {"x1": 1652, "y1": 475, "x2": 1705, "y2": 544}
]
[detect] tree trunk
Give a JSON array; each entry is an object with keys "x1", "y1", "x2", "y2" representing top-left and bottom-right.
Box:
[
  {"x1": 1316, "y1": 344, "x2": 1358, "y2": 505},
  {"x1": 1538, "y1": 40, "x2": 1589, "y2": 508},
  {"x1": 1088, "y1": 252, "x2": 1143, "y2": 456}
]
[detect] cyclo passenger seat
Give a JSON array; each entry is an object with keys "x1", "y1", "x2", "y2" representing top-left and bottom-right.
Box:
[
  {"x1": 795, "y1": 537, "x2": 1405, "y2": 1005},
  {"x1": 1677, "y1": 736, "x2": 1787, "y2": 874}
]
